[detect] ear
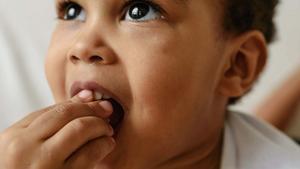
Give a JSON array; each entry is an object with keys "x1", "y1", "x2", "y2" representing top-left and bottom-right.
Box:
[{"x1": 218, "y1": 31, "x2": 267, "y2": 97}]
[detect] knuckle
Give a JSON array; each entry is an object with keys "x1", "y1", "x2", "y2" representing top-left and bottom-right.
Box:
[
  {"x1": 54, "y1": 104, "x2": 74, "y2": 117},
  {"x1": 54, "y1": 103, "x2": 91, "y2": 118},
  {"x1": 93, "y1": 118, "x2": 112, "y2": 134},
  {"x1": 88, "y1": 102, "x2": 101, "y2": 111},
  {"x1": 70, "y1": 118, "x2": 90, "y2": 133},
  {"x1": 0, "y1": 131, "x2": 16, "y2": 150},
  {"x1": 6, "y1": 137, "x2": 25, "y2": 160},
  {"x1": 38, "y1": 144, "x2": 58, "y2": 166},
  {"x1": 87, "y1": 137, "x2": 115, "y2": 159},
  {"x1": 0, "y1": 127, "x2": 16, "y2": 137},
  {"x1": 98, "y1": 137, "x2": 115, "y2": 156},
  {"x1": 0, "y1": 133, "x2": 33, "y2": 169},
  {"x1": 98, "y1": 120, "x2": 113, "y2": 135}
]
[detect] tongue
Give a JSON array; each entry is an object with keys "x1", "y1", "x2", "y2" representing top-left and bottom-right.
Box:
[{"x1": 108, "y1": 99, "x2": 124, "y2": 130}]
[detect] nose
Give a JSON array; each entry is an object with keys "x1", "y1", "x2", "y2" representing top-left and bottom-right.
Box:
[{"x1": 67, "y1": 28, "x2": 117, "y2": 65}]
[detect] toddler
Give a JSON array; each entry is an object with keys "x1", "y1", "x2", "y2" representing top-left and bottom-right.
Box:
[{"x1": 0, "y1": 0, "x2": 299, "y2": 169}]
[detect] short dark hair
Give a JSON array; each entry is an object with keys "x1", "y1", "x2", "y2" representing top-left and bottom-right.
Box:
[
  {"x1": 222, "y1": 0, "x2": 279, "y2": 104},
  {"x1": 223, "y1": 0, "x2": 279, "y2": 43}
]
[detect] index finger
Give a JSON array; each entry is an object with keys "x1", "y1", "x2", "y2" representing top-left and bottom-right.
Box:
[
  {"x1": 11, "y1": 104, "x2": 59, "y2": 128},
  {"x1": 11, "y1": 90, "x2": 95, "y2": 129},
  {"x1": 28, "y1": 101, "x2": 112, "y2": 139},
  {"x1": 70, "y1": 89, "x2": 94, "y2": 103}
]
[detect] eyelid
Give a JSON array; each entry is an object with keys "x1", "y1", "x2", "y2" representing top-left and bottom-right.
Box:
[{"x1": 56, "y1": 0, "x2": 70, "y2": 12}]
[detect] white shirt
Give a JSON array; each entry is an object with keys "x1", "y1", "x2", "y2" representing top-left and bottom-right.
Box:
[{"x1": 221, "y1": 111, "x2": 300, "y2": 169}]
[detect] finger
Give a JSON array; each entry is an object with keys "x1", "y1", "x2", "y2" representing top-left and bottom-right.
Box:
[
  {"x1": 11, "y1": 90, "x2": 94, "y2": 128},
  {"x1": 88, "y1": 100, "x2": 113, "y2": 115},
  {"x1": 70, "y1": 89, "x2": 94, "y2": 103},
  {"x1": 28, "y1": 101, "x2": 113, "y2": 139},
  {"x1": 11, "y1": 104, "x2": 58, "y2": 128},
  {"x1": 45, "y1": 116, "x2": 114, "y2": 161},
  {"x1": 65, "y1": 137, "x2": 115, "y2": 169}
]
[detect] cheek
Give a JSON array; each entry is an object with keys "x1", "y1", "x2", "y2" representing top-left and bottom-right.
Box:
[
  {"x1": 118, "y1": 27, "x2": 224, "y2": 159},
  {"x1": 45, "y1": 27, "x2": 70, "y2": 103},
  {"x1": 121, "y1": 26, "x2": 222, "y2": 131}
]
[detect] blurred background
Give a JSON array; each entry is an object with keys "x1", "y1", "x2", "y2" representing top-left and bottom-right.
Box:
[{"x1": 0, "y1": 1, "x2": 299, "y2": 136}]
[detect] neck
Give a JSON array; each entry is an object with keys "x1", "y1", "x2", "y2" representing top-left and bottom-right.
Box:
[{"x1": 154, "y1": 130, "x2": 224, "y2": 169}]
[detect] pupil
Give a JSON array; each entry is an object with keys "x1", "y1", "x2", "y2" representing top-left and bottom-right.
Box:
[
  {"x1": 65, "y1": 4, "x2": 80, "y2": 20},
  {"x1": 68, "y1": 8, "x2": 76, "y2": 17},
  {"x1": 129, "y1": 3, "x2": 149, "y2": 19}
]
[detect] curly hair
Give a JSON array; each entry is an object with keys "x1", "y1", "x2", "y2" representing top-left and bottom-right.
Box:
[
  {"x1": 222, "y1": 0, "x2": 279, "y2": 104},
  {"x1": 223, "y1": 0, "x2": 279, "y2": 43}
]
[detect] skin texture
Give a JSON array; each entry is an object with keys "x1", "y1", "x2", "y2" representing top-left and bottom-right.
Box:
[
  {"x1": 0, "y1": 91, "x2": 116, "y2": 169},
  {"x1": 0, "y1": 0, "x2": 267, "y2": 169}
]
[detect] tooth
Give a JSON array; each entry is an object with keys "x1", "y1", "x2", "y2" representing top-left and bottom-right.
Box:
[
  {"x1": 103, "y1": 95, "x2": 111, "y2": 99},
  {"x1": 94, "y1": 92, "x2": 103, "y2": 100}
]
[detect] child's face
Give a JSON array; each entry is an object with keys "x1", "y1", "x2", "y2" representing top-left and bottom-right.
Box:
[{"x1": 46, "y1": 0, "x2": 227, "y2": 167}]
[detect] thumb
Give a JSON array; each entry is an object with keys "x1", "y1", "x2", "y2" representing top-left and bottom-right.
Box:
[{"x1": 71, "y1": 90, "x2": 94, "y2": 103}]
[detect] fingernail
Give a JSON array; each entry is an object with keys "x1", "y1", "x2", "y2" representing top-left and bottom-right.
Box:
[
  {"x1": 99, "y1": 100, "x2": 113, "y2": 113},
  {"x1": 78, "y1": 90, "x2": 93, "y2": 99}
]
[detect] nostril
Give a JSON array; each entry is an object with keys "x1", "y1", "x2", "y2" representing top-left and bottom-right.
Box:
[
  {"x1": 69, "y1": 54, "x2": 104, "y2": 64},
  {"x1": 90, "y1": 55, "x2": 103, "y2": 62},
  {"x1": 70, "y1": 55, "x2": 80, "y2": 63}
]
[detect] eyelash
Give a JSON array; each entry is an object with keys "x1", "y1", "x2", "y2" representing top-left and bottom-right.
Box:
[{"x1": 56, "y1": 0, "x2": 165, "y2": 21}]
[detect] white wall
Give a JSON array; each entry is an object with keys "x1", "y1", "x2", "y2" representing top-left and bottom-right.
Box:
[
  {"x1": 0, "y1": 0, "x2": 54, "y2": 129},
  {"x1": 0, "y1": 0, "x2": 299, "y2": 131}
]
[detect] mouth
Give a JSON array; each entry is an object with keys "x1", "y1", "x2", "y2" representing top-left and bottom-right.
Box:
[
  {"x1": 94, "y1": 94, "x2": 125, "y2": 135},
  {"x1": 70, "y1": 81, "x2": 125, "y2": 134},
  {"x1": 106, "y1": 98, "x2": 124, "y2": 134}
]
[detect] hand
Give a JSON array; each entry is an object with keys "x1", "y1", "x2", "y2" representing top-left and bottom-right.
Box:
[{"x1": 0, "y1": 90, "x2": 115, "y2": 169}]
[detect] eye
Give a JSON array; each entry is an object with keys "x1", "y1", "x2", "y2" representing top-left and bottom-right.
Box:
[
  {"x1": 124, "y1": 1, "x2": 163, "y2": 22},
  {"x1": 60, "y1": 1, "x2": 86, "y2": 21}
]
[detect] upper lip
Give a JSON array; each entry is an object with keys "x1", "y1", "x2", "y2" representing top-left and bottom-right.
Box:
[{"x1": 70, "y1": 81, "x2": 122, "y2": 104}]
